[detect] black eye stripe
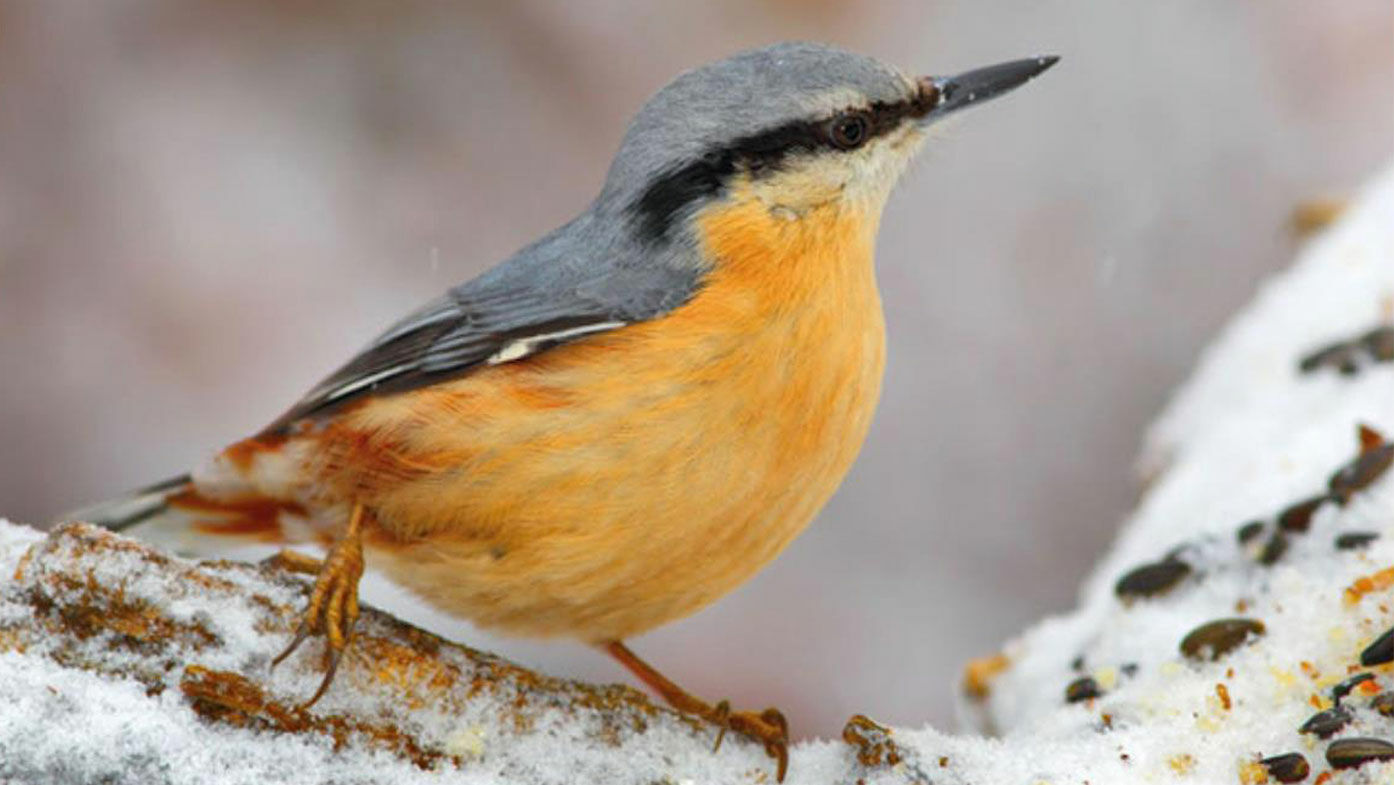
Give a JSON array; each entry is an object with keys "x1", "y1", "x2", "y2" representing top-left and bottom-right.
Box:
[
  {"x1": 630, "y1": 86, "x2": 938, "y2": 244},
  {"x1": 725, "y1": 89, "x2": 937, "y2": 170}
]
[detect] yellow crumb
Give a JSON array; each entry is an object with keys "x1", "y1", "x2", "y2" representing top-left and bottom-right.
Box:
[
  {"x1": 1095, "y1": 666, "x2": 1118, "y2": 691},
  {"x1": 1238, "y1": 759, "x2": 1269, "y2": 784},
  {"x1": 443, "y1": 725, "x2": 487, "y2": 759},
  {"x1": 962, "y1": 653, "x2": 1009, "y2": 700},
  {"x1": 1290, "y1": 198, "x2": 1347, "y2": 239},
  {"x1": 1168, "y1": 753, "x2": 1196, "y2": 775}
]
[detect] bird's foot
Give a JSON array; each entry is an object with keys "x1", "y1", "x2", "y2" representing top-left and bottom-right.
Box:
[
  {"x1": 710, "y1": 701, "x2": 790, "y2": 780},
  {"x1": 603, "y1": 640, "x2": 790, "y2": 781},
  {"x1": 270, "y1": 504, "x2": 366, "y2": 710}
]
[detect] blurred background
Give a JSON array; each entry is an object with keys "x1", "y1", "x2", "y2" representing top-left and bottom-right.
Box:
[{"x1": 1, "y1": 0, "x2": 1391, "y2": 738}]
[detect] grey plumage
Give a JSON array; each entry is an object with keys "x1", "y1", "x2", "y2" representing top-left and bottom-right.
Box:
[{"x1": 264, "y1": 42, "x2": 919, "y2": 432}]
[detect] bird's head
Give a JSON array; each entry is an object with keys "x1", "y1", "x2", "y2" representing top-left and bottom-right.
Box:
[{"x1": 599, "y1": 42, "x2": 1057, "y2": 250}]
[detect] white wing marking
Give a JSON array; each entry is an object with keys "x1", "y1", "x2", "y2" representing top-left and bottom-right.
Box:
[
  {"x1": 317, "y1": 363, "x2": 413, "y2": 404},
  {"x1": 485, "y1": 321, "x2": 627, "y2": 366}
]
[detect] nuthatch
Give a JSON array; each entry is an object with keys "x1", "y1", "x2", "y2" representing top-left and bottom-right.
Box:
[{"x1": 72, "y1": 42, "x2": 1056, "y2": 780}]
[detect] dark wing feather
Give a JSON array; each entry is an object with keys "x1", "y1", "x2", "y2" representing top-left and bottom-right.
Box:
[
  {"x1": 260, "y1": 208, "x2": 705, "y2": 435},
  {"x1": 261, "y1": 286, "x2": 625, "y2": 434}
]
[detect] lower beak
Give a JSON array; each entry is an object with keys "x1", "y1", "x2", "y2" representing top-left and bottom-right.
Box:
[{"x1": 921, "y1": 56, "x2": 1059, "y2": 121}]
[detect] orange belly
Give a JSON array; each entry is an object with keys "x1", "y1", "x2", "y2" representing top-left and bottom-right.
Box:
[{"x1": 242, "y1": 194, "x2": 885, "y2": 641}]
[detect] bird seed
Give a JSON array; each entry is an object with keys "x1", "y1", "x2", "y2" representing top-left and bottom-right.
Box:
[
  {"x1": 1326, "y1": 737, "x2": 1394, "y2": 770},
  {"x1": 1179, "y1": 618, "x2": 1265, "y2": 662}
]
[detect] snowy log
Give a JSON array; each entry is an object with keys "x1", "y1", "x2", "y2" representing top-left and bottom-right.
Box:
[{"x1": 3, "y1": 158, "x2": 1394, "y2": 784}]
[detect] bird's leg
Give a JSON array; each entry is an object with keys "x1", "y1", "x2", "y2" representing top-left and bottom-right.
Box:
[
  {"x1": 270, "y1": 503, "x2": 366, "y2": 710},
  {"x1": 603, "y1": 640, "x2": 789, "y2": 782}
]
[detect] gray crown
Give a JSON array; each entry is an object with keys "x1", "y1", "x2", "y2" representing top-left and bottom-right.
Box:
[{"x1": 601, "y1": 42, "x2": 911, "y2": 208}]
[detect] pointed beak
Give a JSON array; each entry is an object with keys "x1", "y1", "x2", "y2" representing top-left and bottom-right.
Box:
[{"x1": 920, "y1": 56, "x2": 1059, "y2": 122}]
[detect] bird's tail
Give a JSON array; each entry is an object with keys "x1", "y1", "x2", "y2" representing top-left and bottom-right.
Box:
[
  {"x1": 61, "y1": 472, "x2": 299, "y2": 557},
  {"x1": 65, "y1": 473, "x2": 194, "y2": 533}
]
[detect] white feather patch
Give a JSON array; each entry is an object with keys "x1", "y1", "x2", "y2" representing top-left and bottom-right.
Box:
[
  {"x1": 318, "y1": 364, "x2": 413, "y2": 404},
  {"x1": 485, "y1": 321, "x2": 626, "y2": 365}
]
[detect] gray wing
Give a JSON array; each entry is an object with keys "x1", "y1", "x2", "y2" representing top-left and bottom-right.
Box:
[{"x1": 261, "y1": 214, "x2": 703, "y2": 434}]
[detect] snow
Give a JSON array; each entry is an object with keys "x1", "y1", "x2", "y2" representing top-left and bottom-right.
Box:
[
  {"x1": 4, "y1": 158, "x2": 1394, "y2": 783},
  {"x1": 959, "y1": 157, "x2": 1394, "y2": 782}
]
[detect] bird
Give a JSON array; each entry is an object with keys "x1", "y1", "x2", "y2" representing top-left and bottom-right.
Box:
[{"x1": 68, "y1": 42, "x2": 1057, "y2": 780}]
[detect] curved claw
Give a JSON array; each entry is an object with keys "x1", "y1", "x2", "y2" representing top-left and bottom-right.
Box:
[
  {"x1": 296, "y1": 630, "x2": 353, "y2": 710},
  {"x1": 268, "y1": 505, "x2": 366, "y2": 709},
  {"x1": 711, "y1": 699, "x2": 732, "y2": 751},
  {"x1": 770, "y1": 740, "x2": 789, "y2": 783},
  {"x1": 270, "y1": 625, "x2": 312, "y2": 669}
]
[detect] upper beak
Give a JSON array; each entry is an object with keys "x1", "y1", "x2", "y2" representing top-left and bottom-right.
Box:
[{"x1": 921, "y1": 56, "x2": 1059, "y2": 122}]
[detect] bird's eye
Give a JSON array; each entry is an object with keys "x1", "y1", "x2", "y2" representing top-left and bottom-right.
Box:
[{"x1": 829, "y1": 112, "x2": 871, "y2": 150}]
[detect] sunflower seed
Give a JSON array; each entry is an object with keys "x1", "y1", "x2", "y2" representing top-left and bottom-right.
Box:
[
  {"x1": 1300, "y1": 705, "x2": 1352, "y2": 738},
  {"x1": 1259, "y1": 752, "x2": 1309, "y2": 783},
  {"x1": 1278, "y1": 495, "x2": 1328, "y2": 533},
  {"x1": 1065, "y1": 676, "x2": 1102, "y2": 704},
  {"x1": 1179, "y1": 618, "x2": 1265, "y2": 661},
  {"x1": 1360, "y1": 626, "x2": 1394, "y2": 667},
  {"x1": 1115, "y1": 559, "x2": 1191, "y2": 600},
  {"x1": 1326, "y1": 737, "x2": 1394, "y2": 770},
  {"x1": 1236, "y1": 520, "x2": 1265, "y2": 544},
  {"x1": 1300, "y1": 340, "x2": 1357, "y2": 374},
  {"x1": 1258, "y1": 532, "x2": 1289, "y2": 565},
  {"x1": 1329, "y1": 444, "x2": 1394, "y2": 505},
  {"x1": 1335, "y1": 532, "x2": 1380, "y2": 550}
]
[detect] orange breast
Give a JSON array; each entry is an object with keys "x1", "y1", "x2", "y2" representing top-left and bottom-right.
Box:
[{"x1": 297, "y1": 192, "x2": 887, "y2": 641}]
